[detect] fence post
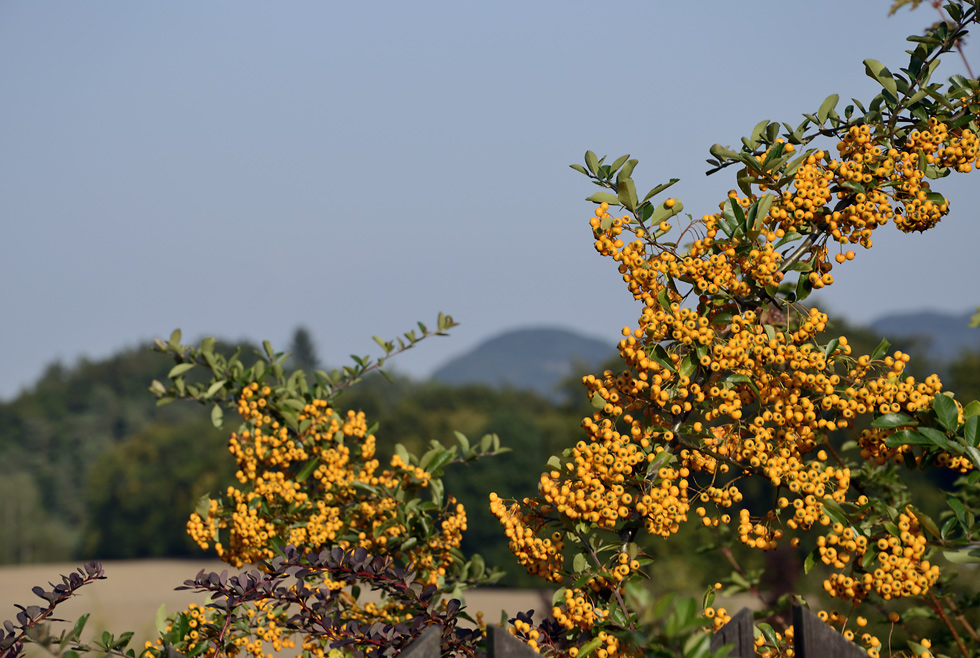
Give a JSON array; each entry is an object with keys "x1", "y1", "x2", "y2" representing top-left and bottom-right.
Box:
[
  {"x1": 487, "y1": 625, "x2": 541, "y2": 658},
  {"x1": 397, "y1": 625, "x2": 441, "y2": 658},
  {"x1": 792, "y1": 604, "x2": 866, "y2": 658},
  {"x1": 709, "y1": 607, "x2": 754, "y2": 658}
]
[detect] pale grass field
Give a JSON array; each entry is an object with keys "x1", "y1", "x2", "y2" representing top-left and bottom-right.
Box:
[{"x1": 1, "y1": 560, "x2": 552, "y2": 651}]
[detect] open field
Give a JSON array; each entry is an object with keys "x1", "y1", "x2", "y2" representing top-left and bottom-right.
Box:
[{"x1": 1, "y1": 559, "x2": 553, "y2": 649}]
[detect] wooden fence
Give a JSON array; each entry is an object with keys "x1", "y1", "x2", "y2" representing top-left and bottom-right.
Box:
[{"x1": 397, "y1": 604, "x2": 866, "y2": 657}]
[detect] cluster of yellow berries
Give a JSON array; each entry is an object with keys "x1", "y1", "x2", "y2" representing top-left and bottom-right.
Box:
[
  {"x1": 495, "y1": 88, "x2": 980, "y2": 657},
  {"x1": 142, "y1": 602, "x2": 295, "y2": 658},
  {"x1": 489, "y1": 492, "x2": 564, "y2": 583},
  {"x1": 187, "y1": 384, "x2": 466, "y2": 587}
]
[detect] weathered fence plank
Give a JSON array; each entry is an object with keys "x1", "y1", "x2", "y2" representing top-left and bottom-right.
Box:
[
  {"x1": 793, "y1": 604, "x2": 866, "y2": 658},
  {"x1": 397, "y1": 626, "x2": 441, "y2": 658},
  {"x1": 709, "y1": 607, "x2": 754, "y2": 658},
  {"x1": 487, "y1": 625, "x2": 541, "y2": 658}
]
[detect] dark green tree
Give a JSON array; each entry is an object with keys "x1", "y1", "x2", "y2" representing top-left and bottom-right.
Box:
[{"x1": 287, "y1": 326, "x2": 320, "y2": 373}]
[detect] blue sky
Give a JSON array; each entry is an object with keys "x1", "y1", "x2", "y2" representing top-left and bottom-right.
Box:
[{"x1": 2, "y1": 1, "x2": 978, "y2": 400}]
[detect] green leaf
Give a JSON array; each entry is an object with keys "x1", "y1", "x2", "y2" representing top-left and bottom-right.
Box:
[
  {"x1": 573, "y1": 553, "x2": 590, "y2": 573},
  {"x1": 864, "y1": 59, "x2": 898, "y2": 97},
  {"x1": 295, "y1": 458, "x2": 320, "y2": 483},
  {"x1": 591, "y1": 392, "x2": 607, "y2": 409},
  {"x1": 748, "y1": 194, "x2": 775, "y2": 234},
  {"x1": 168, "y1": 363, "x2": 195, "y2": 378},
  {"x1": 649, "y1": 199, "x2": 684, "y2": 225},
  {"x1": 609, "y1": 154, "x2": 630, "y2": 173},
  {"x1": 817, "y1": 94, "x2": 839, "y2": 123},
  {"x1": 948, "y1": 495, "x2": 968, "y2": 527},
  {"x1": 872, "y1": 412, "x2": 916, "y2": 429},
  {"x1": 934, "y1": 394, "x2": 960, "y2": 431},
  {"x1": 642, "y1": 178, "x2": 680, "y2": 203},
  {"x1": 678, "y1": 354, "x2": 697, "y2": 379},
  {"x1": 454, "y1": 431, "x2": 470, "y2": 453},
  {"x1": 586, "y1": 192, "x2": 620, "y2": 205},
  {"x1": 708, "y1": 144, "x2": 739, "y2": 161},
  {"x1": 210, "y1": 404, "x2": 223, "y2": 428},
  {"x1": 647, "y1": 344, "x2": 676, "y2": 372},
  {"x1": 71, "y1": 614, "x2": 90, "y2": 642},
  {"x1": 943, "y1": 548, "x2": 980, "y2": 565},
  {"x1": 618, "y1": 178, "x2": 638, "y2": 211},
  {"x1": 204, "y1": 379, "x2": 226, "y2": 399},
  {"x1": 907, "y1": 506, "x2": 942, "y2": 540},
  {"x1": 578, "y1": 638, "x2": 603, "y2": 658},
  {"x1": 870, "y1": 338, "x2": 891, "y2": 360},
  {"x1": 964, "y1": 415, "x2": 979, "y2": 447},
  {"x1": 803, "y1": 547, "x2": 818, "y2": 574},
  {"x1": 884, "y1": 429, "x2": 931, "y2": 447},
  {"x1": 617, "y1": 159, "x2": 638, "y2": 182},
  {"x1": 747, "y1": 119, "x2": 770, "y2": 149},
  {"x1": 569, "y1": 164, "x2": 589, "y2": 175},
  {"x1": 585, "y1": 151, "x2": 599, "y2": 175},
  {"x1": 822, "y1": 338, "x2": 840, "y2": 358},
  {"x1": 429, "y1": 478, "x2": 444, "y2": 506},
  {"x1": 917, "y1": 426, "x2": 958, "y2": 453}
]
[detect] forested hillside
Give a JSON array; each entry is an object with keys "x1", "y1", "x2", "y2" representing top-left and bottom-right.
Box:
[{"x1": 3, "y1": 318, "x2": 979, "y2": 586}]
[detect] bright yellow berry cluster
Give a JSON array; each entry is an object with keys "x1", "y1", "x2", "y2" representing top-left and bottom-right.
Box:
[
  {"x1": 489, "y1": 492, "x2": 564, "y2": 583},
  {"x1": 187, "y1": 383, "x2": 466, "y2": 587}
]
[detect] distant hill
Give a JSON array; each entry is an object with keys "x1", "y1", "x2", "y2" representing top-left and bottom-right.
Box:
[
  {"x1": 870, "y1": 309, "x2": 980, "y2": 362},
  {"x1": 431, "y1": 327, "x2": 617, "y2": 400}
]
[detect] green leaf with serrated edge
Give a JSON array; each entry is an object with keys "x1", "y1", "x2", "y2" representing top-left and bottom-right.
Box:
[
  {"x1": 884, "y1": 429, "x2": 930, "y2": 447},
  {"x1": 168, "y1": 363, "x2": 195, "y2": 378},
  {"x1": 585, "y1": 151, "x2": 599, "y2": 175},
  {"x1": 817, "y1": 93, "x2": 839, "y2": 123},
  {"x1": 618, "y1": 178, "x2": 638, "y2": 211},
  {"x1": 642, "y1": 178, "x2": 680, "y2": 203},
  {"x1": 870, "y1": 337, "x2": 891, "y2": 360},
  {"x1": 934, "y1": 394, "x2": 959, "y2": 431},
  {"x1": 586, "y1": 192, "x2": 620, "y2": 205},
  {"x1": 872, "y1": 412, "x2": 916, "y2": 429}
]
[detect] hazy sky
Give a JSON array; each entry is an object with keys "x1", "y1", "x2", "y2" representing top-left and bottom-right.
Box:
[{"x1": 2, "y1": 2, "x2": 978, "y2": 401}]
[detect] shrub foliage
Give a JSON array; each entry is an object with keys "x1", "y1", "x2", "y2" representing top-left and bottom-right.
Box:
[{"x1": 5, "y1": 3, "x2": 980, "y2": 658}]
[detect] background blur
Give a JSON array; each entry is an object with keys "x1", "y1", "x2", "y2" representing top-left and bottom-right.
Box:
[{"x1": 3, "y1": 1, "x2": 979, "y2": 401}]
